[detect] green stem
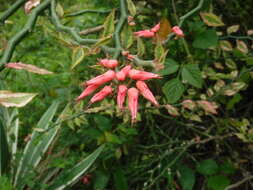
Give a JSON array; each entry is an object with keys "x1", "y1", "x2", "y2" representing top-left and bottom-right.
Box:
[
  {"x1": 0, "y1": 0, "x2": 52, "y2": 71},
  {"x1": 220, "y1": 35, "x2": 253, "y2": 41},
  {"x1": 0, "y1": 0, "x2": 26, "y2": 24},
  {"x1": 178, "y1": 0, "x2": 204, "y2": 27},
  {"x1": 50, "y1": 0, "x2": 98, "y2": 44},
  {"x1": 65, "y1": 9, "x2": 111, "y2": 17},
  {"x1": 113, "y1": 0, "x2": 127, "y2": 59}
]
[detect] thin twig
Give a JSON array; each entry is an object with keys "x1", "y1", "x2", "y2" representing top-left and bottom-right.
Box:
[
  {"x1": 225, "y1": 175, "x2": 253, "y2": 190},
  {"x1": 0, "y1": 0, "x2": 52, "y2": 71},
  {"x1": 65, "y1": 9, "x2": 111, "y2": 17},
  {"x1": 0, "y1": 0, "x2": 26, "y2": 24}
]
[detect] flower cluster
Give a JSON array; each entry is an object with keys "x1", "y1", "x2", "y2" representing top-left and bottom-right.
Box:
[
  {"x1": 134, "y1": 23, "x2": 184, "y2": 38},
  {"x1": 76, "y1": 59, "x2": 161, "y2": 123}
]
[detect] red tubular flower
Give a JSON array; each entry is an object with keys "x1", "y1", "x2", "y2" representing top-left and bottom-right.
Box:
[
  {"x1": 116, "y1": 71, "x2": 126, "y2": 81},
  {"x1": 128, "y1": 69, "x2": 161, "y2": 80},
  {"x1": 76, "y1": 84, "x2": 99, "y2": 101},
  {"x1": 98, "y1": 59, "x2": 118, "y2": 69},
  {"x1": 90, "y1": 86, "x2": 113, "y2": 104},
  {"x1": 116, "y1": 65, "x2": 132, "y2": 81},
  {"x1": 136, "y1": 81, "x2": 159, "y2": 107},
  {"x1": 121, "y1": 65, "x2": 132, "y2": 75},
  {"x1": 127, "y1": 88, "x2": 139, "y2": 123},
  {"x1": 134, "y1": 30, "x2": 155, "y2": 38},
  {"x1": 172, "y1": 26, "x2": 184, "y2": 37},
  {"x1": 117, "y1": 85, "x2": 128, "y2": 109},
  {"x1": 86, "y1": 70, "x2": 115, "y2": 86},
  {"x1": 150, "y1": 23, "x2": 160, "y2": 33}
]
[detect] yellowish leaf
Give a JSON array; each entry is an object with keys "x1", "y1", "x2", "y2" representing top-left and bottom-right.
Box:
[
  {"x1": 236, "y1": 40, "x2": 248, "y2": 54},
  {"x1": 227, "y1": 25, "x2": 239, "y2": 34},
  {"x1": 219, "y1": 40, "x2": 233, "y2": 51},
  {"x1": 156, "y1": 18, "x2": 172, "y2": 42},
  {"x1": 5, "y1": 62, "x2": 53, "y2": 75},
  {"x1": 200, "y1": 12, "x2": 225, "y2": 27},
  {"x1": 0, "y1": 91, "x2": 37, "y2": 107}
]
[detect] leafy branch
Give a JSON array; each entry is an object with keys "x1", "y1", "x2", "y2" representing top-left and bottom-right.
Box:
[
  {"x1": 0, "y1": 0, "x2": 27, "y2": 24},
  {"x1": 0, "y1": 0, "x2": 52, "y2": 71}
]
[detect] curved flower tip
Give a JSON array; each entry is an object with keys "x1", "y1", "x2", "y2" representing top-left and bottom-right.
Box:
[
  {"x1": 90, "y1": 86, "x2": 113, "y2": 104},
  {"x1": 98, "y1": 59, "x2": 118, "y2": 69},
  {"x1": 116, "y1": 71, "x2": 126, "y2": 81},
  {"x1": 128, "y1": 69, "x2": 161, "y2": 81},
  {"x1": 117, "y1": 85, "x2": 128, "y2": 110},
  {"x1": 136, "y1": 81, "x2": 159, "y2": 107},
  {"x1": 128, "y1": 88, "x2": 139, "y2": 123},
  {"x1": 150, "y1": 23, "x2": 160, "y2": 33},
  {"x1": 121, "y1": 65, "x2": 132, "y2": 75},
  {"x1": 86, "y1": 70, "x2": 115, "y2": 86},
  {"x1": 134, "y1": 30, "x2": 155, "y2": 38},
  {"x1": 172, "y1": 26, "x2": 184, "y2": 37},
  {"x1": 76, "y1": 84, "x2": 99, "y2": 101}
]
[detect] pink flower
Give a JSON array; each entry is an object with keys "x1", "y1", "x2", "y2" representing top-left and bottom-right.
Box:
[
  {"x1": 128, "y1": 88, "x2": 139, "y2": 123},
  {"x1": 150, "y1": 23, "x2": 160, "y2": 33},
  {"x1": 75, "y1": 84, "x2": 99, "y2": 101},
  {"x1": 128, "y1": 69, "x2": 161, "y2": 80},
  {"x1": 121, "y1": 65, "x2": 132, "y2": 75},
  {"x1": 115, "y1": 65, "x2": 132, "y2": 81},
  {"x1": 117, "y1": 85, "x2": 128, "y2": 109},
  {"x1": 172, "y1": 26, "x2": 184, "y2": 37},
  {"x1": 136, "y1": 81, "x2": 159, "y2": 107},
  {"x1": 134, "y1": 30, "x2": 155, "y2": 38},
  {"x1": 116, "y1": 71, "x2": 126, "y2": 81},
  {"x1": 86, "y1": 70, "x2": 115, "y2": 86},
  {"x1": 97, "y1": 59, "x2": 118, "y2": 69},
  {"x1": 90, "y1": 86, "x2": 113, "y2": 104}
]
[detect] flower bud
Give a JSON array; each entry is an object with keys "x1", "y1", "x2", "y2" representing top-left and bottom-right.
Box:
[
  {"x1": 117, "y1": 85, "x2": 128, "y2": 109},
  {"x1": 134, "y1": 30, "x2": 155, "y2": 38},
  {"x1": 76, "y1": 84, "x2": 99, "y2": 101},
  {"x1": 90, "y1": 86, "x2": 113, "y2": 104},
  {"x1": 150, "y1": 23, "x2": 160, "y2": 33},
  {"x1": 116, "y1": 71, "x2": 126, "y2": 81},
  {"x1": 136, "y1": 81, "x2": 159, "y2": 107},
  {"x1": 128, "y1": 69, "x2": 161, "y2": 80},
  {"x1": 98, "y1": 59, "x2": 118, "y2": 69},
  {"x1": 172, "y1": 26, "x2": 184, "y2": 37},
  {"x1": 128, "y1": 88, "x2": 139, "y2": 123},
  {"x1": 86, "y1": 70, "x2": 115, "y2": 86}
]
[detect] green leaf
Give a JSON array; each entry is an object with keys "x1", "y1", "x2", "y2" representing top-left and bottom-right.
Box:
[
  {"x1": 158, "y1": 59, "x2": 179, "y2": 76},
  {"x1": 219, "y1": 162, "x2": 236, "y2": 175},
  {"x1": 162, "y1": 78, "x2": 185, "y2": 103},
  {"x1": 121, "y1": 25, "x2": 134, "y2": 49},
  {"x1": 200, "y1": 12, "x2": 225, "y2": 27},
  {"x1": 0, "y1": 120, "x2": 10, "y2": 176},
  {"x1": 207, "y1": 175, "x2": 230, "y2": 190},
  {"x1": 71, "y1": 47, "x2": 86, "y2": 69},
  {"x1": 104, "y1": 132, "x2": 122, "y2": 144},
  {"x1": 196, "y1": 159, "x2": 219, "y2": 176},
  {"x1": 193, "y1": 29, "x2": 218, "y2": 49},
  {"x1": 182, "y1": 64, "x2": 203, "y2": 88},
  {"x1": 14, "y1": 101, "x2": 60, "y2": 188},
  {"x1": 93, "y1": 170, "x2": 109, "y2": 190},
  {"x1": 178, "y1": 165, "x2": 195, "y2": 190},
  {"x1": 0, "y1": 176, "x2": 13, "y2": 190},
  {"x1": 0, "y1": 91, "x2": 37, "y2": 108},
  {"x1": 154, "y1": 42, "x2": 165, "y2": 61},
  {"x1": 103, "y1": 9, "x2": 115, "y2": 37},
  {"x1": 137, "y1": 38, "x2": 145, "y2": 56},
  {"x1": 126, "y1": 0, "x2": 136, "y2": 16},
  {"x1": 94, "y1": 115, "x2": 112, "y2": 131},
  {"x1": 48, "y1": 145, "x2": 104, "y2": 190},
  {"x1": 113, "y1": 168, "x2": 128, "y2": 190}
]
